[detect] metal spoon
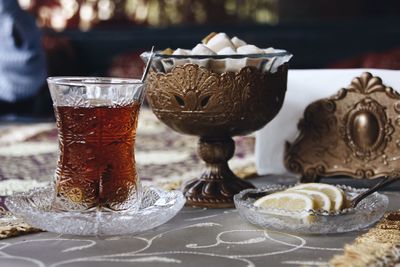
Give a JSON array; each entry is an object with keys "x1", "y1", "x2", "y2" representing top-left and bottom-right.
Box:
[
  {"x1": 350, "y1": 176, "x2": 397, "y2": 208},
  {"x1": 141, "y1": 46, "x2": 155, "y2": 83}
]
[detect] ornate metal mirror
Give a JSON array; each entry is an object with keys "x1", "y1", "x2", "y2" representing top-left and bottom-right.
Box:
[{"x1": 285, "y1": 72, "x2": 400, "y2": 184}]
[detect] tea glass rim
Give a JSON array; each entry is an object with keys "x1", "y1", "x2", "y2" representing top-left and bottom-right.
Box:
[{"x1": 47, "y1": 76, "x2": 144, "y2": 87}]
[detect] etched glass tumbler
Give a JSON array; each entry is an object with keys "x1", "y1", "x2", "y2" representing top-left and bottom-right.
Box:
[{"x1": 47, "y1": 77, "x2": 146, "y2": 212}]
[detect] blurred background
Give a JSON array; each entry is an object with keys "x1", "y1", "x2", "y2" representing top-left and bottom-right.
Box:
[{"x1": 1, "y1": 0, "x2": 400, "y2": 118}]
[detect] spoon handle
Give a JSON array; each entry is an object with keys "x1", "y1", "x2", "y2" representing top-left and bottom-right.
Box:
[
  {"x1": 141, "y1": 46, "x2": 155, "y2": 83},
  {"x1": 351, "y1": 176, "x2": 398, "y2": 208}
]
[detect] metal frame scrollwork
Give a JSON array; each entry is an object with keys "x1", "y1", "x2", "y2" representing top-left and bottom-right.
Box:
[{"x1": 285, "y1": 72, "x2": 400, "y2": 182}]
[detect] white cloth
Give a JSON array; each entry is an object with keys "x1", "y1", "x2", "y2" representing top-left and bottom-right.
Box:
[{"x1": 255, "y1": 69, "x2": 400, "y2": 175}]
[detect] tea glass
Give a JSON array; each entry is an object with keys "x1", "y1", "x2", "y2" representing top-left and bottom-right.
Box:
[{"x1": 47, "y1": 77, "x2": 146, "y2": 212}]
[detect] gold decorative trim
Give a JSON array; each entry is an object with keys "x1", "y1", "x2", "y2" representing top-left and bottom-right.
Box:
[
  {"x1": 328, "y1": 211, "x2": 400, "y2": 267},
  {"x1": 285, "y1": 72, "x2": 400, "y2": 181},
  {"x1": 0, "y1": 207, "x2": 41, "y2": 239}
]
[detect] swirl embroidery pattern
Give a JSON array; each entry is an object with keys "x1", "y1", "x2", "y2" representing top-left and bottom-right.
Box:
[{"x1": 0, "y1": 208, "x2": 343, "y2": 267}]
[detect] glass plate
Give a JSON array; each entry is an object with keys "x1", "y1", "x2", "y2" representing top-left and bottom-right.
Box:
[
  {"x1": 5, "y1": 186, "x2": 185, "y2": 236},
  {"x1": 234, "y1": 184, "x2": 388, "y2": 234}
]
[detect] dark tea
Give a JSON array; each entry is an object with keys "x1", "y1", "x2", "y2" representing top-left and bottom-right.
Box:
[{"x1": 53, "y1": 102, "x2": 141, "y2": 211}]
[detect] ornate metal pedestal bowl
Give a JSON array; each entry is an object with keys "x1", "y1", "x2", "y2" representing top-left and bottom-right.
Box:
[{"x1": 143, "y1": 52, "x2": 291, "y2": 208}]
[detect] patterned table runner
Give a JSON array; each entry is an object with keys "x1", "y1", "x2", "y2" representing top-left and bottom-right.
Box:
[
  {"x1": 0, "y1": 108, "x2": 256, "y2": 239},
  {"x1": 328, "y1": 211, "x2": 400, "y2": 267}
]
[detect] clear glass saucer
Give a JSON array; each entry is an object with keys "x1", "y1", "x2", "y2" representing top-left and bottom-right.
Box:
[
  {"x1": 234, "y1": 184, "x2": 388, "y2": 234},
  {"x1": 5, "y1": 186, "x2": 185, "y2": 236}
]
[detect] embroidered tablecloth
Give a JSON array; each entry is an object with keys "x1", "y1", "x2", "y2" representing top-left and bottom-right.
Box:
[
  {"x1": 1, "y1": 176, "x2": 400, "y2": 267},
  {"x1": 1, "y1": 109, "x2": 400, "y2": 267}
]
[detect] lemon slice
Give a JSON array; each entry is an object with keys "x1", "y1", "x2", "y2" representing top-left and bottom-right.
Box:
[
  {"x1": 253, "y1": 192, "x2": 316, "y2": 214},
  {"x1": 292, "y1": 189, "x2": 332, "y2": 211},
  {"x1": 287, "y1": 183, "x2": 345, "y2": 211}
]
